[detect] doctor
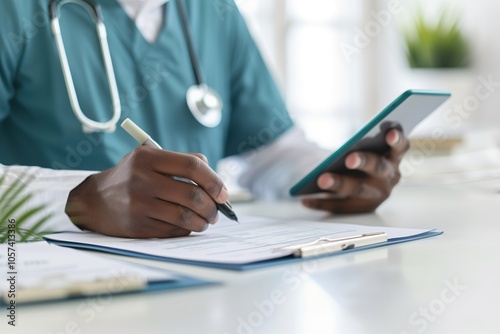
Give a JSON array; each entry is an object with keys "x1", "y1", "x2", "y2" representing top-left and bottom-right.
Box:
[{"x1": 0, "y1": 0, "x2": 409, "y2": 238}]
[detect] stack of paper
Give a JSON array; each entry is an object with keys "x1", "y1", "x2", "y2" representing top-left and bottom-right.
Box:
[{"x1": 0, "y1": 242, "x2": 211, "y2": 304}]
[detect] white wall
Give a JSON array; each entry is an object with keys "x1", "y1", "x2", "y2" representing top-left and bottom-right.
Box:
[
  {"x1": 366, "y1": 0, "x2": 500, "y2": 137},
  {"x1": 240, "y1": 0, "x2": 366, "y2": 149},
  {"x1": 240, "y1": 0, "x2": 500, "y2": 143}
]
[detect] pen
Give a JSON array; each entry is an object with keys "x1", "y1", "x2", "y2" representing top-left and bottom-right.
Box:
[{"x1": 121, "y1": 118, "x2": 239, "y2": 223}]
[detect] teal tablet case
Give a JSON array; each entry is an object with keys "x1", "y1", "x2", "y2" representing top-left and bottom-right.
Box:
[{"x1": 290, "y1": 90, "x2": 451, "y2": 196}]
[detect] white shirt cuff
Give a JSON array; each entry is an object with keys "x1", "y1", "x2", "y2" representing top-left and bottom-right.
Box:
[
  {"x1": 236, "y1": 127, "x2": 331, "y2": 200},
  {"x1": 0, "y1": 164, "x2": 95, "y2": 233}
]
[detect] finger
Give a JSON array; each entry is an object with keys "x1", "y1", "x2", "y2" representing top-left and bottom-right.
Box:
[
  {"x1": 344, "y1": 152, "x2": 396, "y2": 179},
  {"x1": 385, "y1": 129, "x2": 410, "y2": 161},
  {"x1": 189, "y1": 153, "x2": 209, "y2": 165},
  {"x1": 146, "y1": 198, "x2": 212, "y2": 232},
  {"x1": 317, "y1": 173, "x2": 384, "y2": 199},
  {"x1": 302, "y1": 197, "x2": 381, "y2": 214},
  {"x1": 140, "y1": 147, "x2": 228, "y2": 203},
  {"x1": 147, "y1": 173, "x2": 218, "y2": 224}
]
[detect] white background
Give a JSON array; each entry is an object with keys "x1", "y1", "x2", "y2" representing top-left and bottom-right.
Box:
[{"x1": 238, "y1": 0, "x2": 500, "y2": 148}]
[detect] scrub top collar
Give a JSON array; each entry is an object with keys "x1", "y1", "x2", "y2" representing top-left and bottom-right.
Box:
[{"x1": 117, "y1": 0, "x2": 170, "y2": 19}]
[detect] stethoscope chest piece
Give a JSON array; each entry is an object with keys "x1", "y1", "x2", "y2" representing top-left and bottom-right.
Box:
[{"x1": 186, "y1": 84, "x2": 223, "y2": 128}]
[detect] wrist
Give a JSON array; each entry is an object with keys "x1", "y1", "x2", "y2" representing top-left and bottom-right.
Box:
[{"x1": 65, "y1": 174, "x2": 98, "y2": 231}]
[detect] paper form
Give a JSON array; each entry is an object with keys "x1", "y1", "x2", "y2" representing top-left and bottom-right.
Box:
[
  {"x1": 45, "y1": 215, "x2": 435, "y2": 265},
  {"x1": 0, "y1": 241, "x2": 176, "y2": 294}
]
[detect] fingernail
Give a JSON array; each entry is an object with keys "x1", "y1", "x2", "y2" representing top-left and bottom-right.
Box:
[
  {"x1": 302, "y1": 199, "x2": 313, "y2": 208},
  {"x1": 218, "y1": 187, "x2": 229, "y2": 203},
  {"x1": 318, "y1": 174, "x2": 335, "y2": 189},
  {"x1": 346, "y1": 153, "x2": 362, "y2": 169},
  {"x1": 388, "y1": 131, "x2": 401, "y2": 146},
  {"x1": 201, "y1": 223, "x2": 209, "y2": 231}
]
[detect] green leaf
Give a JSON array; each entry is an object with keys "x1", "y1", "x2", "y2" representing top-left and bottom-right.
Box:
[
  {"x1": 400, "y1": 6, "x2": 469, "y2": 68},
  {"x1": 0, "y1": 172, "x2": 29, "y2": 210},
  {"x1": 18, "y1": 215, "x2": 53, "y2": 242},
  {"x1": 0, "y1": 169, "x2": 52, "y2": 243},
  {"x1": 0, "y1": 193, "x2": 33, "y2": 228}
]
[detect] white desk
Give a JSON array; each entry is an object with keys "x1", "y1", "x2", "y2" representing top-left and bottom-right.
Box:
[{"x1": 3, "y1": 179, "x2": 500, "y2": 334}]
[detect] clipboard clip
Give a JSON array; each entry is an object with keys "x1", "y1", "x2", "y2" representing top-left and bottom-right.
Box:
[{"x1": 280, "y1": 232, "x2": 388, "y2": 258}]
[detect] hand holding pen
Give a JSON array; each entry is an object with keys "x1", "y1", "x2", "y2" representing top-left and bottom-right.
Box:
[
  {"x1": 65, "y1": 119, "x2": 237, "y2": 239},
  {"x1": 121, "y1": 118, "x2": 238, "y2": 223}
]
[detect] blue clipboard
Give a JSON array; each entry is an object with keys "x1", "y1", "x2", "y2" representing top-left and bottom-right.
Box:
[{"x1": 46, "y1": 230, "x2": 442, "y2": 271}]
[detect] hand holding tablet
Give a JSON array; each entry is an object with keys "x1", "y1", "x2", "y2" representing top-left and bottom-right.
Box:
[{"x1": 291, "y1": 90, "x2": 451, "y2": 213}]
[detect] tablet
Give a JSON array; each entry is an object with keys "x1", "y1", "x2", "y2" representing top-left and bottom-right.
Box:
[{"x1": 289, "y1": 90, "x2": 451, "y2": 196}]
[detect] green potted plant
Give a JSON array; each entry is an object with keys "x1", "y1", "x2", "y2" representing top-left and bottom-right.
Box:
[
  {"x1": 399, "y1": 7, "x2": 474, "y2": 140},
  {"x1": 402, "y1": 9, "x2": 470, "y2": 69},
  {"x1": 0, "y1": 171, "x2": 52, "y2": 243}
]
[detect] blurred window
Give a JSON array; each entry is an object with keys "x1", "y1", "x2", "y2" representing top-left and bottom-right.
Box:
[{"x1": 238, "y1": 0, "x2": 364, "y2": 149}]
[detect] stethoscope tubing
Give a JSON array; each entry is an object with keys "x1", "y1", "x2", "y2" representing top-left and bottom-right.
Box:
[
  {"x1": 49, "y1": 0, "x2": 121, "y2": 133},
  {"x1": 49, "y1": 0, "x2": 222, "y2": 132},
  {"x1": 176, "y1": 0, "x2": 205, "y2": 86}
]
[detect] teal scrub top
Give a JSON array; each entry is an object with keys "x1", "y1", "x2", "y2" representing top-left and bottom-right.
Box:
[{"x1": 0, "y1": 0, "x2": 293, "y2": 171}]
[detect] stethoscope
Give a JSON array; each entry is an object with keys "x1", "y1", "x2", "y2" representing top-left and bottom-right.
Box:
[{"x1": 49, "y1": 0, "x2": 223, "y2": 133}]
